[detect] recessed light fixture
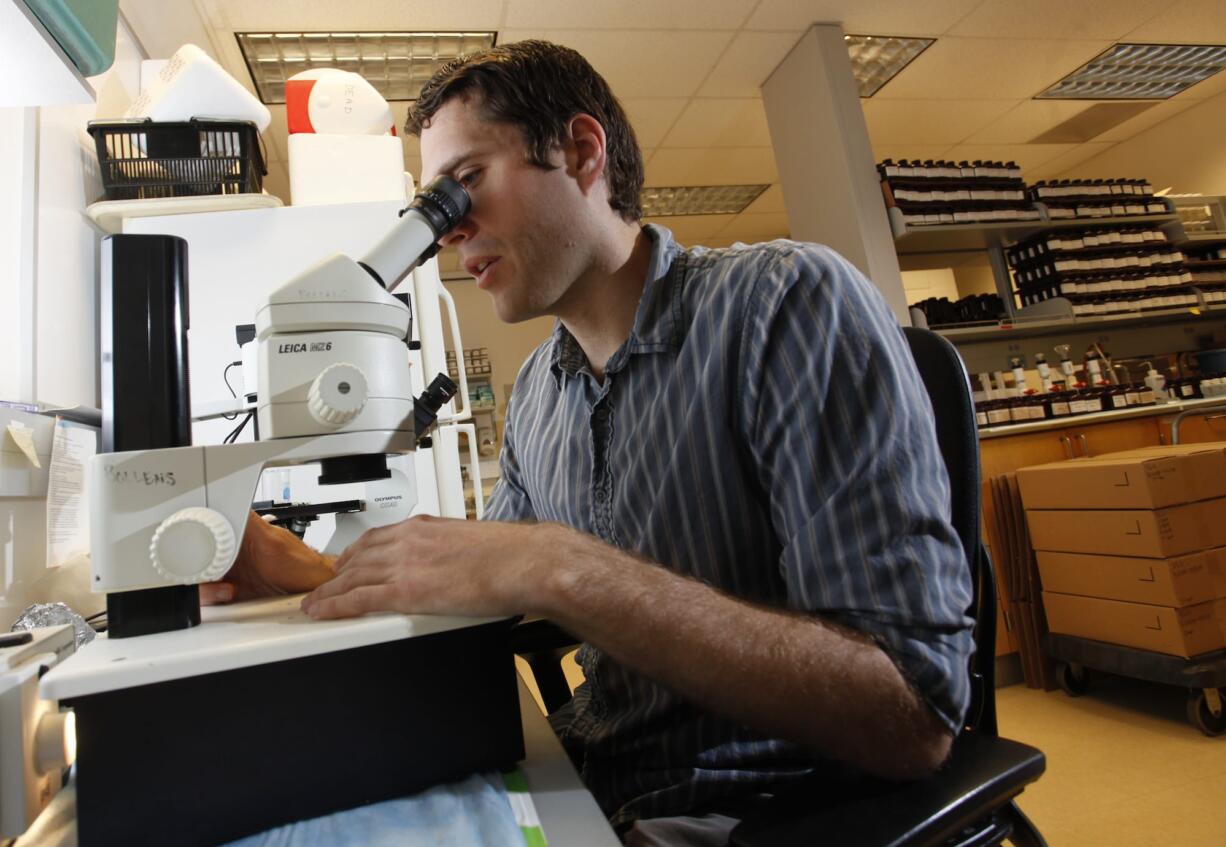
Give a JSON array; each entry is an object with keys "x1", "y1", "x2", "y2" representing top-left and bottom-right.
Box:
[
  {"x1": 641, "y1": 184, "x2": 769, "y2": 217},
  {"x1": 236, "y1": 32, "x2": 497, "y2": 104},
  {"x1": 844, "y1": 34, "x2": 934, "y2": 98},
  {"x1": 1037, "y1": 43, "x2": 1226, "y2": 100}
]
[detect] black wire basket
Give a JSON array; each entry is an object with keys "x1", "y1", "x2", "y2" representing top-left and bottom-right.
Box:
[{"x1": 88, "y1": 118, "x2": 267, "y2": 201}]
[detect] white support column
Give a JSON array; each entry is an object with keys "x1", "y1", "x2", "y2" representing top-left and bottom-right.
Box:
[{"x1": 762, "y1": 24, "x2": 909, "y2": 324}]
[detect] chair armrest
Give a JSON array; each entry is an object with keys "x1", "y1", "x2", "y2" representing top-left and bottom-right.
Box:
[
  {"x1": 510, "y1": 618, "x2": 579, "y2": 654},
  {"x1": 729, "y1": 732, "x2": 1045, "y2": 847},
  {"x1": 510, "y1": 619, "x2": 581, "y2": 715}
]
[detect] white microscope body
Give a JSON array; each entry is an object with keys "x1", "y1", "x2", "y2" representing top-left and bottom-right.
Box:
[{"x1": 89, "y1": 176, "x2": 470, "y2": 599}]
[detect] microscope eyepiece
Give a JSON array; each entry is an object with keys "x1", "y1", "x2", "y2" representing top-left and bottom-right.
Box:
[{"x1": 406, "y1": 176, "x2": 470, "y2": 238}]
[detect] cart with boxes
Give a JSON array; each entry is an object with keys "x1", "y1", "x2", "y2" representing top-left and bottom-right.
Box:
[{"x1": 1017, "y1": 444, "x2": 1226, "y2": 736}]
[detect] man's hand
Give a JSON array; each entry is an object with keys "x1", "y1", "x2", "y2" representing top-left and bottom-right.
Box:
[
  {"x1": 301, "y1": 515, "x2": 555, "y2": 620},
  {"x1": 200, "y1": 511, "x2": 336, "y2": 604}
]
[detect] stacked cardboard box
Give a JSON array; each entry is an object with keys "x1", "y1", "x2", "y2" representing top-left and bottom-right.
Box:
[{"x1": 1018, "y1": 444, "x2": 1226, "y2": 658}]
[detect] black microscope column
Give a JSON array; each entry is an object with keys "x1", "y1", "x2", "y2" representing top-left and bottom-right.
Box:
[{"x1": 100, "y1": 234, "x2": 200, "y2": 638}]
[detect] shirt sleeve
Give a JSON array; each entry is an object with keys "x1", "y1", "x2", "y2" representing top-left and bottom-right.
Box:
[
  {"x1": 481, "y1": 388, "x2": 536, "y2": 523},
  {"x1": 737, "y1": 244, "x2": 975, "y2": 732}
]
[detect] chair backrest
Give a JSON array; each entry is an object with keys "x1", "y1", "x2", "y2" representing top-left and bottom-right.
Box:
[{"x1": 901, "y1": 326, "x2": 997, "y2": 736}]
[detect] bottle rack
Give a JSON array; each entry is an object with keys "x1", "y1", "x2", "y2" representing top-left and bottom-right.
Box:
[
  {"x1": 1004, "y1": 223, "x2": 1195, "y2": 318},
  {"x1": 1182, "y1": 243, "x2": 1226, "y2": 306},
  {"x1": 878, "y1": 159, "x2": 1039, "y2": 226}
]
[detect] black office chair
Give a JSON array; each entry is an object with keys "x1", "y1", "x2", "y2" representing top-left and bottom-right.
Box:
[{"x1": 513, "y1": 326, "x2": 1047, "y2": 847}]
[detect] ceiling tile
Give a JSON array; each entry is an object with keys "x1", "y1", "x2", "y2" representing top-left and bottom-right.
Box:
[
  {"x1": 1093, "y1": 98, "x2": 1199, "y2": 142},
  {"x1": 211, "y1": 0, "x2": 505, "y2": 30},
  {"x1": 1123, "y1": 0, "x2": 1226, "y2": 43},
  {"x1": 505, "y1": 0, "x2": 756, "y2": 30},
  {"x1": 861, "y1": 99, "x2": 1016, "y2": 146},
  {"x1": 966, "y1": 100, "x2": 1097, "y2": 144},
  {"x1": 941, "y1": 143, "x2": 1080, "y2": 177},
  {"x1": 1024, "y1": 142, "x2": 1117, "y2": 181},
  {"x1": 745, "y1": 0, "x2": 983, "y2": 36},
  {"x1": 949, "y1": 0, "x2": 1177, "y2": 40},
  {"x1": 870, "y1": 143, "x2": 954, "y2": 163},
  {"x1": 696, "y1": 31, "x2": 802, "y2": 98},
  {"x1": 716, "y1": 212, "x2": 791, "y2": 241},
  {"x1": 742, "y1": 183, "x2": 786, "y2": 213},
  {"x1": 499, "y1": 29, "x2": 734, "y2": 98},
  {"x1": 645, "y1": 214, "x2": 735, "y2": 246},
  {"x1": 661, "y1": 99, "x2": 772, "y2": 148},
  {"x1": 874, "y1": 37, "x2": 1112, "y2": 100},
  {"x1": 645, "y1": 147, "x2": 779, "y2": 185},
  {"x1": 622, "y1": 99, "x2": 689, "y2": 149}
]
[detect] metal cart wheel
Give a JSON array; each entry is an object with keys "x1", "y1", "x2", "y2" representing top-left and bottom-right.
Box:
[
  {"x1": 1056, "y1": 661, "x2": 1090, "y2": 697},
  {"x1": 1186, "y1": 688, "x2": 1226, "y2": 737}
]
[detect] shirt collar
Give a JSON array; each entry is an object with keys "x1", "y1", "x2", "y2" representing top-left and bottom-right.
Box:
[{"x1": 549, "y1": 224, "x2": 683, "y2": 387}]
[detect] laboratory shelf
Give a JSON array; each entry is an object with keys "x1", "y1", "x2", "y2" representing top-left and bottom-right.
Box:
[
  {"x1": 890, "y1": 205, "x2": 1180, "y2": 256},
  {"x1": 931, "y1": 304, "x2": 1224, "y2": 344}
]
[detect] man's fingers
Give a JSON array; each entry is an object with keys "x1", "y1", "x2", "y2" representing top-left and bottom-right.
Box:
[
  {"x1": 199, "y1": 582, "x2": 235, "y2": 605},
  {"x1": 306, "y1": 585, "x2": 391, "y2": 620},
  {"x1": 303, "y1": 560, "x2": 393, "y2": 607},
  {"x1": 333, "y1": 527, "x2": 403, "y2": 573}
]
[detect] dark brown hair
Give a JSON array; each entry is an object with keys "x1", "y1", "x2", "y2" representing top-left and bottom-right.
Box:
[{"x1": 407, "y1": 40, "x2": 644, "y2": 221}]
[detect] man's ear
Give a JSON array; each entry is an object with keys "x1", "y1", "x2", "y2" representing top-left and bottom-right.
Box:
[{"x1": 566, "y1": 113, "x2": 607, "y2": 194}]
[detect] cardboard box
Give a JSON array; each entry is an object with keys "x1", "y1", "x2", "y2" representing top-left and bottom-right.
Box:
[
  {"x1": 1037, "y1": 547, "x2": 1226, "y2": 606},
  {"x1": 1097, "y1": 442, "x2": 1226, "y2": 459},
  {"x1": 1026, "y1": 497, "x2": 1226, "y2": 558},
  {"x1": 1017, "y1": 451, "x2": 1226, "y2": 510},
  {"x1": 1042, "y1": 592, "x2": 1226, "y2": 657}
]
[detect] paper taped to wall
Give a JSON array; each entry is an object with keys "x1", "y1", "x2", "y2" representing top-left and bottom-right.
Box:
[{"x1": 45, "y1": 420, "x2": 95, "y2": 569}]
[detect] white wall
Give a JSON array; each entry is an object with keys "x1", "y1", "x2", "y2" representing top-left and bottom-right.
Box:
[
  {"x1": 0, "y1": 22, "x2": 143, "y2": 629},
  {"x1": 0, "y1": 108, "x2": 37, "y2": 401},
  {"x1": 33, "y1": 20, "x2": 142, "y2": 407}
]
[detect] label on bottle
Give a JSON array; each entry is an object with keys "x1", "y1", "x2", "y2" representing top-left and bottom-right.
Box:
[
  {"x1": 976, "y1": 411, "x2": 988, "y2": 427},
  {"x1": 1139, "y1": 388, "x2": 1156, "y2": 404},
  {"x1": 988, "y1": 408, "x2": 1011, "y2": 425},
  {"x1": 1052, "y1": 401, "x2": 1070, "y2": 416},
  {"x1": 1182, "y1": 385, "x2": 1195, "y2": 397},
  {"x1": 1125, "y1": 390, "x2": 1140, "y2": 406}
]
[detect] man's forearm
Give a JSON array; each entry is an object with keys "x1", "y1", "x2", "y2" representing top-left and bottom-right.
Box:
[{"x1": 531, "y1": 526, "x2": 954, "y2": 781}]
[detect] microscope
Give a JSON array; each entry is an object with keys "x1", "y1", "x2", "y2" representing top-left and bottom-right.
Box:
[
  {"x1": 91, "y1": 175, "x2": 468, "y2": 638},
  {"x1": 32, "y1": 176, "x2": 527, "y2": 846}
]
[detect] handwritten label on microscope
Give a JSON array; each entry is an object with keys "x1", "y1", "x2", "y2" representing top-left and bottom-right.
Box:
[{"x1": 103, "y1": 466, "x2": 176, "y2": 487}]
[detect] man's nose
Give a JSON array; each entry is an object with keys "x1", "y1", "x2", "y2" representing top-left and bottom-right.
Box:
[{"x1": 439, "y1": 217, "x2": 475, "y2": 247}]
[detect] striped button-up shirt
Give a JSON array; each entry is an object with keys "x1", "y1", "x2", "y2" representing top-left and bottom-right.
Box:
[{"x1": 484, "y1": 224, "x2": 973, "y2": 830}]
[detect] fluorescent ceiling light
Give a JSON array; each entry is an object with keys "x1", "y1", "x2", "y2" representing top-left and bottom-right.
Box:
[
  {"x1": 236, "y1": 32, "x2": 497, "y2": 104},
  {"x1": 641, "y1": 185, "x2": 769, "y2": 217},
  {"x1": 844, "y1": 34, "x2": 934, "y2": 98},
  {"x1": 1037, "y1": 43, "x2": 1226, "y2": 100}
]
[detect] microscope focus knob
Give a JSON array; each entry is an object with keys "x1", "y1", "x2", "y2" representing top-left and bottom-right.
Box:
[
  {"x1": 149, "y1": 507, "x2": 237, "y2": 584},
  {"x1": 308, "y1": 363, "x2": 369, "y2": 426}
]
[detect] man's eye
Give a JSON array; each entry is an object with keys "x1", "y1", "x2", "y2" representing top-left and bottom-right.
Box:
[{"x1": 459, "y1": 170, "x2": 481, "y2": 186}]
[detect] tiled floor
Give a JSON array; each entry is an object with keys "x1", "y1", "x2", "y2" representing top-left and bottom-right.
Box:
[{"x1": 998, "y1": 674, "x2": 1226, "y2": 845}]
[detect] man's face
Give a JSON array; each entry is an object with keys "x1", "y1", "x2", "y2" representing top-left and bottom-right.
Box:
[{"x1": 420, "y1": 96, "x2": 593, "y2": 323}]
